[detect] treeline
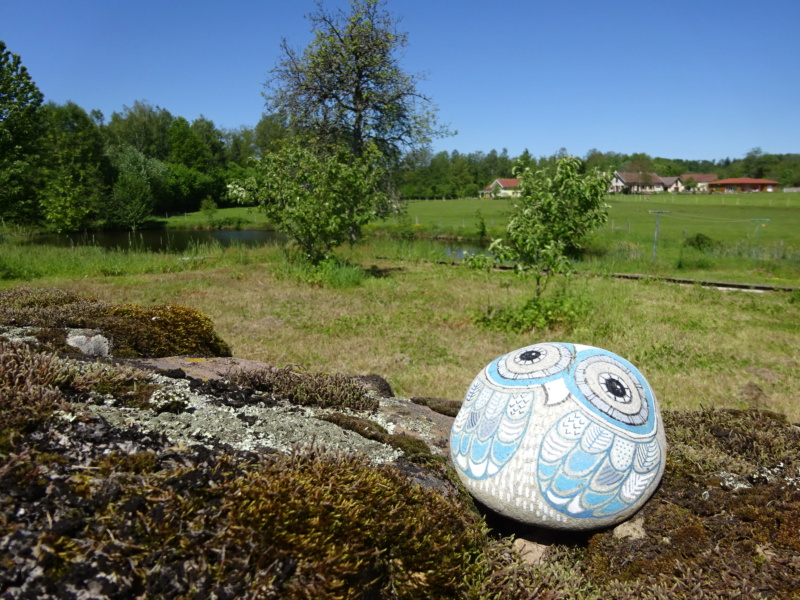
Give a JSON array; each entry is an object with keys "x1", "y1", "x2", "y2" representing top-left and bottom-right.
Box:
[
  {"x1": 3, "y1": 40, "x2": 294, "y2": 232},
  {"x1": 397, "y1": 147, "x2": 800, "y2": 199},
  {"x1": 3, "y1": 40, "x2": 800, "y2": 235}
]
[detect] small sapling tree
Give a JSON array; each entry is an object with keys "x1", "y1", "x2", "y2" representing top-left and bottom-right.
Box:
[
  {"x1": 491, "y1": 154, "x2": 611, "y2": 297},
  {"x1": 228, "y1": 139, "x2": 386, "y2": 265},
  {"x1": 480, "y1": 155, "x2": 610, "y2": 332}
]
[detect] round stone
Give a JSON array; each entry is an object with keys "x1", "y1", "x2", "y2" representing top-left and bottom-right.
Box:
[{"x1": 450, "y1": 343, "x2": 667, "y2": 530}]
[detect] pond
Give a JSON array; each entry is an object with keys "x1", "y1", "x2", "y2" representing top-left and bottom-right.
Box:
[
  {"x1": 18, "y1": 228, "x2": 288, "y2": 252},
  {"x1": 16, "y1": 228, "x2": 484, "y2": 260}
]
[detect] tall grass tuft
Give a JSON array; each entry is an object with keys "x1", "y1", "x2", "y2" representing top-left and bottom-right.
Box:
[{"x1": 272, "y1": 253, "x2": 367, "y2": 289}]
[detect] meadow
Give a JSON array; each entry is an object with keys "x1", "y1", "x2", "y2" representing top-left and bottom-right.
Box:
[
  {"x1": 2, "y1": 235, "x2": 798, "y2": 421},
  {"x1": 373, "y1": 192, "x2": 800, "y2": 286}
]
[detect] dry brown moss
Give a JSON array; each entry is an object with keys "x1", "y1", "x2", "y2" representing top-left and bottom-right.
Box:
[
  {"x1": 230, "y1": 366, "x2": 379, "y2": 412},
  {"x1": 320, "y1": 412, "x2": 432, "y2": 458}
]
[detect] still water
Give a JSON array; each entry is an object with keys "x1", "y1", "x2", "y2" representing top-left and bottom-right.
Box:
[
  {"x1": 20, "y1": 229, "x2": 287, "y2": 252},
  {"x1": 18, "y1": 228, "x2": 482, "y2": 259}
]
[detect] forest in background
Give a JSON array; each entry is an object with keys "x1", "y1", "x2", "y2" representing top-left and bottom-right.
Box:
[{"x1": 3, "y1": 42, "x2": 800, "y2": 234}]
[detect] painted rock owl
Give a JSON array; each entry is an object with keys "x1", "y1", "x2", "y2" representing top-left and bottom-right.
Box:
[{"x1": 450, "y1": 343, "x2": 666, "y2": 530}]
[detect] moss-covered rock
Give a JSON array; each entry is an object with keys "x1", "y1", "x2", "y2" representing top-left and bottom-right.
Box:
[
  {"x1": 229, "y1": 365, "x2": 379, "y2": 412},
  {"x1": 0, "y1": 286, "x2": 231, "y2": 358}
]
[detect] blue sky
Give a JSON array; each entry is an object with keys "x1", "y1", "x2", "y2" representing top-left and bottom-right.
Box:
[{"x1": 2, "y1": 0, "x2": 798, "y2": 161}]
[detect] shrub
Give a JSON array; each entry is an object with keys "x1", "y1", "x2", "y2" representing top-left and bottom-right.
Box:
[
  {"x1": 684, "y1": 232, "x2": 718, "y2": 252},
  {"x1": 475, "y1": 287, "x2": 592, "y2": 333}
]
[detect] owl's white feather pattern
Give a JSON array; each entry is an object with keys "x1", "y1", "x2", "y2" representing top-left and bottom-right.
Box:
[
  {"x1": 580, "y1": 423, "x2": 614, "y2": 453},
  {"x1": 450, "y1": 376, "x2": 537, "y2": 480}
]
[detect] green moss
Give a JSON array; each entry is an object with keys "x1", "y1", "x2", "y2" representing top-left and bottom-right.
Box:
[
  {"x1": 0, "y1": 341, "x2": 67, "y2": 452},
  {"x1": 101, "y1": 303, "x2": 231, "y2": 358},
  {"x1": 99, "y1": 450, "x2": 159, "y2": 475},
  {"x1": 0, "y1": 341, "x2": 164, "y2": 452},
  {"x1": 32, "y1": 452, "x2": 489, "y2": 599}
]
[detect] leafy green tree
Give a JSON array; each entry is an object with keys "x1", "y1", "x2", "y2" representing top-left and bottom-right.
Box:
[
  {"x1": 490, "y1": 155, "x2": 611, "y2": 297},
  {"x1": 222, "y1": 126, "x2": 258, "y2": 166},
  {"x1": 253, "y1": 112, "x2": 290, "y2": 156},
  {"x1": 190, "y1": 116, "x2": 226, "y2": 169},
  {"x1": 168, "y1": 116, "x2": 212, "y2": 170},
  {"x1": 39, "y1": 101, "x2": 108, "y2": 231},
  {"x1": 264, "y1": 0, "x2": 449, "y2": 162},
  {"x1": 106, "y1": 145, "x2": 167, "y2": 230},
  {"x1": 106, "y1": 100, "x2": 173, "y2": 160},
  {"x1": 0, "y1": 41, "x2": 44, "y2": 224},
  {"x1": 165, "y1": 162, "x2": 218, "y2": 213},
  {"x1": 229, "y1": 138, "x2": 386, "y2": 264}
]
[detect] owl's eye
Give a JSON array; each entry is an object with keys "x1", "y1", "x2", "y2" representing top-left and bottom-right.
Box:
[
  {"x1": 575, "y1": 354, "x2": 649, "y2": 426},
  {"x1": 518, "y1": 350, "x2": 543, "y2": 363},
  {"x1": 598, "y1": 373, "x2": 632, "y2": 402},
  {"x1": 498, "y1": 343, "x2": 573, "y2": 380}
]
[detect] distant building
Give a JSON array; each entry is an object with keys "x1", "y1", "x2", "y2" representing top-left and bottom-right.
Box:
[
  {"x1": 479, "y1": 178, "x2": 521, "y2": 198},
  {"x1": 708, "y1": 178, "x2": 779, "y2": 193},
  {"x1": 609, "y1": 172, "x2": 682, "y2": 194},
  {"x1": 680, "y1": 174, "x2": 718, "y2": 192}
]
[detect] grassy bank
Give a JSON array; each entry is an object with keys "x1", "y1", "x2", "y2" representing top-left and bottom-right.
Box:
[
  {"x1": 159, "y1": 205, "x2": 274, "y2": 229},
  {"x1": 3, "y1": 240, "x2": 798, "y2": 421}
]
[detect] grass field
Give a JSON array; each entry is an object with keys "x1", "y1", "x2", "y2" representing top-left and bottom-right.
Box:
[
  {"x1": 374, "y1": 193, "x2": 800, "y2": 286},
  {"x1": 2, "y1": 239, "x2": 799, "y2": 421}
]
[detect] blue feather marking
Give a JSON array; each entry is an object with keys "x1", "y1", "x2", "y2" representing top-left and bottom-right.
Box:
[
  {"x1": 450, "y1": 430, "x2": 461, "y2": 454},
  {"x1": 491, "y1": 438, "x2": 517, "y2": 466},
  {"x1": 470, "y1": 438, "x2": 491, "y2": 464},
  {"x1": 566, "y1": 448, "x2": 604, "y2": 475},
  {"x1": 458, "y1": 430, "x2": 471, "y2": 455},
  {"x1": 553, "y1": 472, "x2": 589, "y2": 495},
  {"x1": 537, "y1": 461, "x2": 559, "y2": 480},
  {"x1": 583, "y1": 490, "x2": 617, "y2": 508},
  {"x1": 593, "y1": 461, "x2": 627, "y2": 488},
  {"x1": 596, "y1": 498, "x2": 628, "y2": 516},
  {"x1": 538, "y1": 410, "x2": 663, "y2": 520},
  {"x1": 477, "y1": 414, "x2": 502, "y2": 441}
]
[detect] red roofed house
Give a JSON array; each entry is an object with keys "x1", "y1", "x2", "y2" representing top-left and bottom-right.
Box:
[
  {"x1": 708, "y1": 178, "x2": 779, "y2": 193},
  {"x1": 480, "y1": 178, "x2": 521, "y2": 198},
  {"x1": 680, "y1": 174, "x2": 718, "y2": 192}
]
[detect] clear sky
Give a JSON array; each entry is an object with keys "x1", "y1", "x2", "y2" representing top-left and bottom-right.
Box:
[{"x1": 2, "y1": 0, "x2": 798, "y2": 162}]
